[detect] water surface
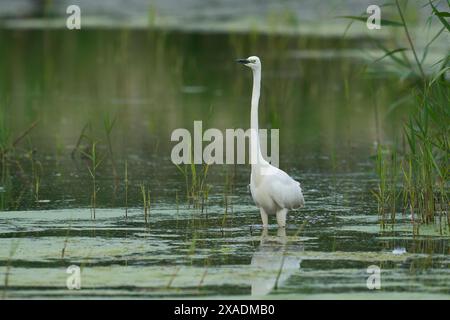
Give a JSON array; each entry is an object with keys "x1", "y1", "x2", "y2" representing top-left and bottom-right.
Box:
[{"x1": 0, "y1": 29, "x2": 448, "y2": 299}]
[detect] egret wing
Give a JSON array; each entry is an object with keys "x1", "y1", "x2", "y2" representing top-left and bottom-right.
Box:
[{"x1": 267, "y1": 169, "x2": 304, "y2": 210}]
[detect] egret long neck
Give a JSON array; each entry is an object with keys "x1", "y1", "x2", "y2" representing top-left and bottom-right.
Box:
[{"x1": 250, "y1": 67, "x2": 265, "y2": 167}]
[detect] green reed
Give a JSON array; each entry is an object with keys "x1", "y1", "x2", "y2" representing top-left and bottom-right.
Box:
[
  {"x1": 103, "y1": 113, "x2": 119, "y2": 190},
  {"x1": 124, "y1": 160, "x2": 129, "y2": 219},
  {"x1": 221, "y1": 167, "x2": 235, "y2": 232},
  {"x1": 140, "y1": 183, "x2": 151, "y2": 224},
  {"x1": 400, "y1": 81, "x2": 449, "y2": 232},
  {"x1": 367, "y1": 1, "x2": 449, "y2": 233},
  {"x1": 0, "y1": 113, "x2": 38, "y2": 210},
  {"x1": 26, "y1": 146, "x2": 42, "y2": 204},
  {"x1": 175, "y1": 161, "x2": 211, "y2": 210},
  {"x1": 81, "y1": 140, "x2": 103, "y2": 220}
]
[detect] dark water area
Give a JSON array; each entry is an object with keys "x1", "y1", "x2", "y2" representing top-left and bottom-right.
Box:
[{"x1": 0, "y1": 29, "x2": 405, "y2": 209}]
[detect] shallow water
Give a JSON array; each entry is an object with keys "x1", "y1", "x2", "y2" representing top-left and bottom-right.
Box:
[
  {"x1": 0, "y1": 28, "x2": 449, "y2": 299},
  {"x1": 1, "y1": 173, "x2": 448, "y2": 299}
]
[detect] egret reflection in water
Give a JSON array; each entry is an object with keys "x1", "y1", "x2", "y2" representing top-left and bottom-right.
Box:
[{"x1": 251, "y1": 228, "x2": 303, "y2": 296}]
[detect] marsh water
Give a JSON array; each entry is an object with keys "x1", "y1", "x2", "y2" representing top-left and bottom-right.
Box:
[{"x1": 0, "y1": 28, "x2": 449, "y2": 299}]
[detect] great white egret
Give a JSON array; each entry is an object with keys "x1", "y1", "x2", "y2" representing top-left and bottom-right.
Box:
[{"x1": 236, "y1": 56, "x2": 304, "y2": 228}]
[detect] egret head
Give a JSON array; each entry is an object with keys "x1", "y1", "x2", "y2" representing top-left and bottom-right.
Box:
[{"x1": 236, "y1": 56, "x2": 261, "y2": 70}]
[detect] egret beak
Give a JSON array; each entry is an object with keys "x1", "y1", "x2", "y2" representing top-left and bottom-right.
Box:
[{"x1": 236, "y1": 59, "x2": 250, "y2": 64}]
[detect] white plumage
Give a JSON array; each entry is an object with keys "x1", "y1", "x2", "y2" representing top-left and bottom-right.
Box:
[{"x1": 237, "y1": 56, "x2": 304, "y2": 228}]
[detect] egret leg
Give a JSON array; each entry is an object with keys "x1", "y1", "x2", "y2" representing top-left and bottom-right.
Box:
[
  {"x1": 259, "y1": 208, "x2": 269, "y2": 228},
  {"x1": 277, "y1": 227, "x2": 287, "y2": 238},
  {"x1": 261, "y1": 227, "x2": 269, "y2": 239},
  {"x1": 276, "y1": 208, "x2": 288, "y2": 228}
]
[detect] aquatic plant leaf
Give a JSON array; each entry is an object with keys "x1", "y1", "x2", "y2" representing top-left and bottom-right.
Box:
[
  {"x1": 338, "y1": 16, "x2": 404, "y2": 27},
  {"x1": 429, "y1": 67, "x2": 450, "y2": 87},
  {"x1": 374, "y1": 48, "x2": 409, "y2": 64},
  {"x1": 430, "y1": 1, "x2": 450, "y2": 32},
  {"x1": 435, "y1": 11, "x2": 450, "y2": 17}
]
